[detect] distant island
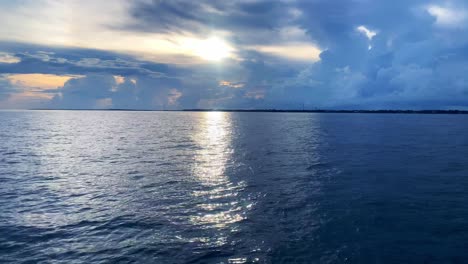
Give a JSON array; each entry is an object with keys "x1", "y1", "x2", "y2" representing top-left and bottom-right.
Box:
[{"x1": 27, "y1": 108, "x2": 468, "y2": 114}]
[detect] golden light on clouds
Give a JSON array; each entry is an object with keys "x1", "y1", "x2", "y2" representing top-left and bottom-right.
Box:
[
  {"x1": 0, "y1": 52, "x2": 20, "y2": 63},
  {"x1": 1, "y1": 74, "x2": 83, "y2": 108},
  {"x1": 219, "y1": 81, "x2": 245, "y2": 89},
  {"x1": 250, "y1": 44, "x2": 321, "y2": 62},
  {"x1": 113, "y1": 75, "x2": 125, "y2": 85},
  {"x1": 6, "y1": 74, "x2": 83, "y2": 89},
  {"x1": 15, "y1": 91, "x2": 54, "y2": 100}
]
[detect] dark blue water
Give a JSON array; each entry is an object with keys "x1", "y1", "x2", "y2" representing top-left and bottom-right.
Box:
[{"x1": 1, "y1": 111, "x2": 468, "y2": 263}]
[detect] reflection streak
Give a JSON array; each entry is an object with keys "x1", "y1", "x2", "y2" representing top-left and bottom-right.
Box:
[{"x1": 190, "y1": 112, "x2": 247, "y2": 230}]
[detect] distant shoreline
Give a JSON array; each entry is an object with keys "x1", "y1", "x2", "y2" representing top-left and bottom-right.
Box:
[{"x1": 20, "y1": 109, "x2": 468, "y2": 114}]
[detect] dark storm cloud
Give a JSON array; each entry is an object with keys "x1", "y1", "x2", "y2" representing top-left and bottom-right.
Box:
[
  {"x1": 125, "y1": 0, "x2": 297, "y2": 46},
  {"x1": 127, "y1": 0, "x2": 289, "y2": 33}
]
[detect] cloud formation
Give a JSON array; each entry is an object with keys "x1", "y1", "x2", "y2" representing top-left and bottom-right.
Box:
[{"x1": 1, "y1": 0, "x2": 468, "y2": 109}]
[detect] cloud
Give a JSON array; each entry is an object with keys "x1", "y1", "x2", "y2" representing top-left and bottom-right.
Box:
[
  {"x1": 47, "y1": 73, "x2": 185, "y2": 110},
  {"x1": 219, "y1": 81, "x2": 245, "y2": 89},
  {"x1": 0, "y1": 73, "x2": 82, "y2": 108},
  {"x1": 357, "y1": 26, "x2": 377, "y2": 40},
  {"x1": 426, "y1": 5, "x2": 468, "y2": 28},
  {"x1": 3, "y1": 0, "x2": 468, "y2": 109},
  {"x1": 168, "y1": 89, "x2": 183, "y2": 106},
  {"x1": 6, "y1": 74, "x2": 82, "y2": 89},
  {"x1": 0, "y1": 48, "x2": 175, "y2": 78},
  {"x1": 0, "y1": 74, "x2": 54, "y2": 109},
  {"x1": 0, "y1": 52, "x2": 20, "y2": 63},
  {"x1": 248, "y1": 44, "x2": 321, "y2": 62},
  {"x1": 0, "y1": 0, "x2": 227, "y2": 64},
  {"x1": 0, "y1": 75, "x2": 14, "y2": 101},
  {"x1": 245, "y1": 90, "x2": 265, "y2": 100},
  {"x1": 0, "y1": 1, "x2": 322, "y2": 64},
  {"x1": 49, "y1": 75, "x2": 114, "y2": 109},
  {"x1": 113, "y1": 75, "x2": 125, "y2": 85}
]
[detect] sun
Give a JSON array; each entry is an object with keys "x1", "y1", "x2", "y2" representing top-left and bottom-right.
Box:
[{"x1": 193, "y1": 37, "x2": 233, "y2": 61}]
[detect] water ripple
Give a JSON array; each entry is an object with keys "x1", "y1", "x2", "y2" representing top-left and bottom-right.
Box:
[{"x1": 1, "y1": 111, "x2": 468, "y2": 263}]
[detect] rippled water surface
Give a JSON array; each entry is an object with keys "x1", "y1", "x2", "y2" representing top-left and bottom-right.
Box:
[{"x1": 1, "y1": 110, "x2": 468, "y2": 263}]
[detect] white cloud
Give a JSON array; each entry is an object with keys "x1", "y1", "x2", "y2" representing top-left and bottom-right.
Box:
[
  {"x1": 248, "y1": 26, "x2": 322, "y2": 62},
  {"x1": 357, "y1": 25, "x2": 377, "y2": 40},
  {"x1": 427, "y1": 5, "x2": 468, "y2": 27},
  {"x1": 250, "y1": 43, "x2": 321, "y2": 62},
  {"x1": 0, "y1": 52, "x2": 20, "y2": 63}
]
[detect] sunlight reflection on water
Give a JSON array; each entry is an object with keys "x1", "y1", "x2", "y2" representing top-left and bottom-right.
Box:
[{"x1": 190, "y1": 112, "x2": 249, "y2": 234}]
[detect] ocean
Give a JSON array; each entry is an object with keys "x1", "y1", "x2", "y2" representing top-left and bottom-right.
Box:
[{"x1": 1, "y1": 110, "x2": 468, "y2": 263}]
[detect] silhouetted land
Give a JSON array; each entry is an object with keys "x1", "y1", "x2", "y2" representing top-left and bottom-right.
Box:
[
  {"x1": 182, "y1": 109, "x2": 468, "y2": 114},
  {"x1": 27, "y1": 108, "x2": 468, "y2": 114}
]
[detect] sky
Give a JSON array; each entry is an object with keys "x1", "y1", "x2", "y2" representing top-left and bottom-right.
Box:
[{"x1": 1, "y1": 0, "x2": 468, "y2": 110}]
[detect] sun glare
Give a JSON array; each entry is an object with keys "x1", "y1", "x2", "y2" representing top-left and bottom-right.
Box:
[{"x1": 192, "y1": 37, "x2": 233, "y2": 61}]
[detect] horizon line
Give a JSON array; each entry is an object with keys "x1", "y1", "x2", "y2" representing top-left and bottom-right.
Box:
[{"x1": 4, "y1": 108, "x2": 468, "y2": 114}]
